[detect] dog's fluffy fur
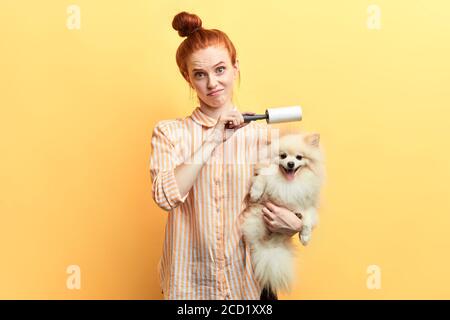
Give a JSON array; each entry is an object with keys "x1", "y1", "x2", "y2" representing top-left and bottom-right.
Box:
[{"x1": 240, "y1": 132, "x2": 325, "y2": 294}]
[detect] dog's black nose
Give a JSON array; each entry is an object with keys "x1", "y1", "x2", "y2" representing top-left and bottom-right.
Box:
[{"x1": 287, "y1": 161, "x2": 295, "y2": 168}]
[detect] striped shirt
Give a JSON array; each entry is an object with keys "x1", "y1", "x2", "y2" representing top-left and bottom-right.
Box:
[{"x1": 149, "y1": 106, "x2": 272, "y2": 300}]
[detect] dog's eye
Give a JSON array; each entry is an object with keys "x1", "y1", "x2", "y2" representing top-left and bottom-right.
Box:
[
  {"x1": 280, "y1": 153, "x2": 287, "y2": 159},
  {"x1": 296, "y1": 155, "x2": 303, "y2": 160}
]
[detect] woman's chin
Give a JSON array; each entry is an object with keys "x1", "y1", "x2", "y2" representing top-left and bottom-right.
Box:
[
  {"x1": 201, "y1": 96, "x2": 223, "y2": 105},
  {"x1": 209, "y1": 97, "x2": 227, "y2": 106}
]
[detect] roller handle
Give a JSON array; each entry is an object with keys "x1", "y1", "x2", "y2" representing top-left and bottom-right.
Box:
[{"x1": 243, "y1": 112, "x2": 268, "y2": 123}]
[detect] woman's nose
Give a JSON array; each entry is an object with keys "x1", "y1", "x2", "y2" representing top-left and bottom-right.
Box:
[{"x1": 207, "y1": 75, "x2": 218, "y2": 88}]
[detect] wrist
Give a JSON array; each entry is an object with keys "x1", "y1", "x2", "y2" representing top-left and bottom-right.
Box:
[{"x1": 294, "y1": 212, "x2": 303, "y2": 232}]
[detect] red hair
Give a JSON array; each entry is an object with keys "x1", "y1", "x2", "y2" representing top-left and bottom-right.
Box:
[{"x1": 172, "y1": 11, "x2": 240, "y2": 84}]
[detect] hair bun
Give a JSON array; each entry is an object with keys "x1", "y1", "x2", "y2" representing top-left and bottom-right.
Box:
[{"x1": 172, "y1": 11, "x2": 203, "y2": 37}]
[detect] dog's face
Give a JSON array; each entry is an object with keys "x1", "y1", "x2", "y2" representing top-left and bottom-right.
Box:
[{"x1": 274, "y1": 133, "x2": 321, "y2": 181}]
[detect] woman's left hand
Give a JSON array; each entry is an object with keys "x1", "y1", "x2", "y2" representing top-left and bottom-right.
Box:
[{"x1": 262, "y1": 201, "x2": 302, "y2": 236}]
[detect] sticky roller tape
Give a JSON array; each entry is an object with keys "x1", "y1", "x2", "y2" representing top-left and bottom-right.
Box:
[{"x1": 243, "y1": 106, "x2": 302, "y2": 124}]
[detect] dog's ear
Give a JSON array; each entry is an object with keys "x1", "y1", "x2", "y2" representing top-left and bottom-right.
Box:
[{"x1": 305, "y1": 133, "x2": 320, "y2": 146}]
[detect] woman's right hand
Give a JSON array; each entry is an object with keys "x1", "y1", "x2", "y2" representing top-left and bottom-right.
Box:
[{"x1": 206, "y1": 110, "x2": 255, "y2": 145}]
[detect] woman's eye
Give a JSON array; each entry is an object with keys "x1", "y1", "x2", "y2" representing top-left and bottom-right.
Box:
[
  {"x1": 296, "y1": 155, "x2": 303, "y2": 160},
  {"x1": 194, "y1": 72, "x2": 204, "y2": 78},
  {"x1": 280, "y1": 153, "x2": 287, "y2": 159},
  {"x1": 217, "y1": 66, "x2": 225, "y2": 73}
]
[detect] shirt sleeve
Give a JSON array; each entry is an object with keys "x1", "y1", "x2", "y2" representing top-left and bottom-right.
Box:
[{"x1": 149, "y1": 122, "x2": 189, "y2": 212}]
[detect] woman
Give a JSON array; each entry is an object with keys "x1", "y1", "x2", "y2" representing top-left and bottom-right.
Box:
[{"x1": 149, "y1": 11, "x2": 303, "y2": 300}]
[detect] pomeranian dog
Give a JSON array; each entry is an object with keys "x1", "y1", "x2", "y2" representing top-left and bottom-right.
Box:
[{"x1": 240, "y1": 131, "x2": 325, "y2": 295}]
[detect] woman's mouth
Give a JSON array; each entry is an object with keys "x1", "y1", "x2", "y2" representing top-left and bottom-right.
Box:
[
  {"x1": 280, "y1": 165, "x2": 301, "y2": 181},
  {"x1": 207, "y1": 89, "x2": 224, "y2": 96}
]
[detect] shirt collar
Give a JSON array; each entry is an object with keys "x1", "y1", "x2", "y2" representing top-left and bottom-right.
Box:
[{"x1": 190, "y1": 105, "x2": 238, "y2": 128}]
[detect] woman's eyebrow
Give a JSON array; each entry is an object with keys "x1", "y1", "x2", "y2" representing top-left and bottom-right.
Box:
[{"x1": 192, "y1": 61, "x2": 225, "y2": 72}]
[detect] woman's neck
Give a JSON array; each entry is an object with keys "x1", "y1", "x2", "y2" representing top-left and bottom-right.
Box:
[{"x1": 198, "y1": 99, "x2": 236, "y2": 120}]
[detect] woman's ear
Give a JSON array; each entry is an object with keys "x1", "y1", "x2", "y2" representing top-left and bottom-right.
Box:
[
  {"x1": 183, "y1": 72, "x2": 194, "y2": 89},
  {"x1": 233, "y1": 59, "x2": 240, "y2": 79}
]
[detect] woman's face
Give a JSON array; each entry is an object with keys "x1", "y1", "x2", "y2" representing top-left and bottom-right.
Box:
[{"x1": 185, "y1": 46, "x2": 239, "y2": 108}]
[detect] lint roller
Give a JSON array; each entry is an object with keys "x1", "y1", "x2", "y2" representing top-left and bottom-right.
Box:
[{"x1": 243, "y1": 106, "x2": 302, "y2": 124}]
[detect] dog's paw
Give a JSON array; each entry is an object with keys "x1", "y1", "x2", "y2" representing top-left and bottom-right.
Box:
[
  {"x1": 249, "y1": 188, "x2": 262, "y2": 202},
  {"x1": 300, "y1": 226, "x2": 311, "y2": 246},
  {"x1": 300, "y1": 233, "x2": 311, "y2": 246}
]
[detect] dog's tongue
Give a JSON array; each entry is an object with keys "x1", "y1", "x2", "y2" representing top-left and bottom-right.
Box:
[{"x1": 285, "y1": 170, "x2": 295, "y2": 181}]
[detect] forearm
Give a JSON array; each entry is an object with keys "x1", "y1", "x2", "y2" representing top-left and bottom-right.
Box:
[{"x1": 174, "y1": 139, "x2": 219, "y2": 199}]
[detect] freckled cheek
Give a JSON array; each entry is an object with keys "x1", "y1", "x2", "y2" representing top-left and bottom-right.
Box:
[
  {"x1": 221, "y1": 81, "x2": 234, "y2": 95},
  {"x1": 194, "y1": 82, "x2": 207, "y2": 95},
  {"x1": 225, "y1": 75, "x2": 235, "y2": 87}
]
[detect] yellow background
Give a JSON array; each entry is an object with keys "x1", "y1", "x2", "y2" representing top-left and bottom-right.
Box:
[{"x1": 1, "y1": 0, "x2": 449, "y2": 299}]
